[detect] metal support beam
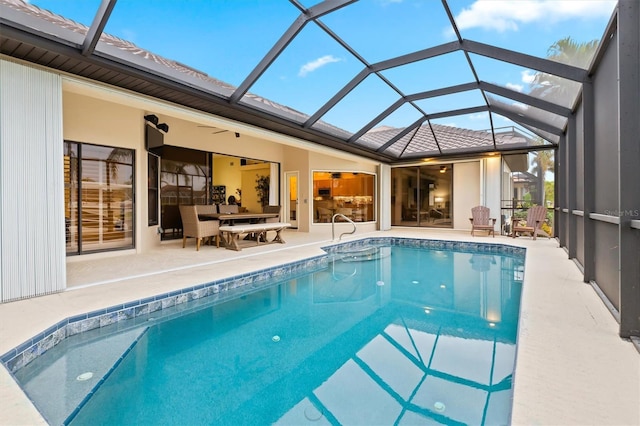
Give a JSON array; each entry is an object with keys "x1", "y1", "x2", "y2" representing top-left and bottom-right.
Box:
[
  {"x1": 567, "y1": 116, "x2": 577, "y2": 259},
  {"x1": 377, "y1": 117, "x2": 425, "y2": 153},
  {"x1": 427, "y1": 105, "x2": 486, "y2": 120},
  {"x1": 81, "y1": 0, "x2": 117, "y2": 56},
  {"x1": 479, "y1": 81, "x2": 572, "y2": 117},
  {"x1": 349, "y1": 82, "x2": 480, "y2": 142},
  {"x1": 489, "y1": 104, "x2": 564, "y2": 136},
  {"x1": 230, "y1": 16, "x2": 306, "y2": 104},
  {"x1": 371, "y1": 41, "x2": 460, "y2": 73},
  {"x1": 304, "y1": 68, "x2": 369, "y2": 128},
  {"x1": 406, "y1": 82, "x2": 479, "y2": 102},
  {"x1": 305, "y1": 42, "x2": 461, "y2": 129},
  {"x1": 618, "y1": 0, "x2": 640, "y2": 338},
  {"x1": 556, "y1": 134, "x2": 565, "y2": 248},
  {"x1": 582, "y1": 81, "x2": 596, "y2": 283},
  {"x1": 462, "y1": 39, "x2": 588, "y2": 82},
  {"x1": 349, "y1": 98, "x2": 405, "y2": 143},
  {"x1": 230, "y1": 0, "x2": 354, "y2": 104}
]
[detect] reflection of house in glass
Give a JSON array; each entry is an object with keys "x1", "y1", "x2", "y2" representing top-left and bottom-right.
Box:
[
  {"x1": 511, "y1": 171, "x2": 539, "y2": 204},
  {"x1": 64, "y1": 143, "x2": 135, "y2": 253}
]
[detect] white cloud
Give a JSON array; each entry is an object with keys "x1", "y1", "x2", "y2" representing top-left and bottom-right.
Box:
[
  {"x1": 506, "y1": 82, "x2": 523, "y2": 92},
  {"x1": 521, "y1": 70, "x2": 536, "y2": 84},
  {"x1": 454, "y1": 0, "x2": 616, "y2": 32},
  {"x1": 469, "y1": 113, "x2": 486, "y2": 120},
  {"x1": 298, "y1": 55, "x2": 342, "y2": 77}
]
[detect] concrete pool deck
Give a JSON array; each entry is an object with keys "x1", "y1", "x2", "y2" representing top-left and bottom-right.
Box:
[{"x1": 1, "y1": 228, "x2": 638, "y2": 425}]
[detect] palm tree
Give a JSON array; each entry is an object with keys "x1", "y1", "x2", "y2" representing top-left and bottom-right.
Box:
[
  {"x1": 525, "y1": 37, "x2": 594, "y2": 207},
  {"x1": 529, "y1": 37, "x2": 599, "y2": 103},
  {"x1": 104, "y1": 148, "x2": 134, "y2": 234},
  {"x1": 545, "y1": 36, "x2": 599, "y2": 68},
  {"x1": 530, "y1": 143, "x2": 554, "y2": 206}
]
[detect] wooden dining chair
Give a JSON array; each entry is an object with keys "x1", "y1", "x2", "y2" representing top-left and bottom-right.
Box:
[
  {"x1": 262, "y1": 205, "x2": 281, "y2": 223},
  {"x1": 179, "y1": 205, "x2": 220, "y2": 250}
]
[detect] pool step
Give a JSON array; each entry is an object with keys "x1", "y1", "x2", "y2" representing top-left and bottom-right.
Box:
[
  {"x1": 337, "y1": 246, "x2": 388, "y2": 262},
  {"x1": 16, "y1": 326, "x2": 149, "y2": 426}
]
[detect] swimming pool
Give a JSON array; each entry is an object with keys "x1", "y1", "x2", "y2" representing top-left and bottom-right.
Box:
[{"x1": 3, "y1": 238, "x2": 525, "y2": 425}]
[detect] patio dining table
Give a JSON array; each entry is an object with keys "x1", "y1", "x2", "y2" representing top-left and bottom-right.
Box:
[
  {"x1": 199, "y1": 212, "x2": 278, "y2": 225},
  {"x1": 199, "y1": 212, "x2": 281, "y2": 246}
]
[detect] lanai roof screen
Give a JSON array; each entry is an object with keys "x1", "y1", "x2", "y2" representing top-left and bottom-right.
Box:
[{"x1": 22, "y1": 0, "x2": 617, "y2": 160}]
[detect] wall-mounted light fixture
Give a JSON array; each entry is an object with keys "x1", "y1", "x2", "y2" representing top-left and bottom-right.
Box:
[
  {"x1": 144, "y1": 114, "x2": 169, "y2": 133},
  {"x1": 144, "y1": 114, "x2": 159, "y2": 125},
  {"x1": 440, "y1": 166, "x2": 447, "y2": 173}
]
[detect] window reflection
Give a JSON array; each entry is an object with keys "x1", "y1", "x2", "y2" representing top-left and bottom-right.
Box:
[
  {"x1": 160, "y1": 155, "x2": 210, "y2": 241},
  {"x1": 312, "y1": 172, "x2": 375, "y2": 223},
  {"x1": 501, "y1": 151, "x2": 554, "y2": 236},
  {"x1": 391, "y1": 165, "x2": 452, "y2": 227},
  {"x1": 65, "y1": 142, "x2": 135, "y2": 254}
]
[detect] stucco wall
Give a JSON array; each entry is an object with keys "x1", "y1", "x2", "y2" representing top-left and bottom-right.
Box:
[
  {"x1": 484, "y1": 157, "x2": 502, "y2": 226},
  {"x1": 61, "y1": 79, "x2": 382, "y2": 250},
  {"x1": 283, "y1": 146, "x2": 310, "y2": 231},
  {"x1": 63, "y1": 91, "x2": 154, "y2": 252},
  {"x1": 453, "y1": 161, "x2": 481, "y2": 230}
]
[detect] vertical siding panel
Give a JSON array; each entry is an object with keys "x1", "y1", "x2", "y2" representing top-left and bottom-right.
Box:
[{"x1": 0, "y1": 60, "x2": 65, "y2": 302}]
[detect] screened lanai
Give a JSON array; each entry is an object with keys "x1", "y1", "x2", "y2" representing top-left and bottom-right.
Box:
[
  {"x1": 0, "y1": 0, "x2": 594, "y2": 160},
  {"x1": 0, "y1": 0, "x2": 638, "y2": 339}
]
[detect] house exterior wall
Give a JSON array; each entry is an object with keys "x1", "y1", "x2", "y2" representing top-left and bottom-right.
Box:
[
  {"x1": 379, "y1": 163, "x2": 391, "y2": 231},
  {"x1": 1, "y1": 62, "x2": 506, "y2": 301},
  {"x1": 62, "y1": 90, "x2": 151, "y2": 253},
  {"x1": 453, "y1": 161, "x2": 481, "y2": 230},
  {"x1": 308, "y1": 152, "x2": 380, "y2": 235},
  {"x1": 282, "y1": 146, "x2": 310, "y2": 232},
  {"x1": 502, "y1": 159, "x2": 513, "y2": 234},
  {"x1": 0, "y1": 60, "x2": 66, "y2": 302},
  {"x1": 483, "y1": 157, "x2": 502, "y2": 228},
  {"x1": 61, "y1": 76, "x2": 382, "y2": 249}
]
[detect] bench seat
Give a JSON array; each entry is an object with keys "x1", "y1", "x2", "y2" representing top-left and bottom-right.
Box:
[{"x1": 219, "y1": 222, "x2": 291, "y2": 251}]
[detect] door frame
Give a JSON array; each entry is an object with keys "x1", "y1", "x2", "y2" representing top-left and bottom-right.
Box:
[{"x1": 284, "y1": 171, "x2": 299, "y2": 229}]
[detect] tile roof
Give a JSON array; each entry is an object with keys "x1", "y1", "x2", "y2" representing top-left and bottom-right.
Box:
[
  {"x1": 1, "y1": 0, "x2": 544, "y2": 160},
  {"x1": 361, "y1": 123, "x2": 530, "y2": 157}
]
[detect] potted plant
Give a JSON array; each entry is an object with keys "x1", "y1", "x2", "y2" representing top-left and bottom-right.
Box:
[{"x1": 255, "y1": 174, "x2": 270, "y2": 206}]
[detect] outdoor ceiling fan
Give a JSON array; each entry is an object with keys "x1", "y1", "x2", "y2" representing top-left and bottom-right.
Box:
[{"x1": 196, "y1": 125, "x2": 229, "y2": 134}]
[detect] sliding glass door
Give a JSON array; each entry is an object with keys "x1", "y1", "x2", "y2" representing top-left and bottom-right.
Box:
[{"x1": 391, "y1": 165, "x2": 453, "y2": 227}]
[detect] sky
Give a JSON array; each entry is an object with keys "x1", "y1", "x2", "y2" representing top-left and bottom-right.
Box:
[{"x1": 28, "y1": 0, "x2": 617, "y2": 137}]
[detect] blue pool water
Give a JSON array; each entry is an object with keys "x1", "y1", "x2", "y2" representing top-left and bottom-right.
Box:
[{"x1": 10, "y1": 241, "x2": 524, "y2": 425}]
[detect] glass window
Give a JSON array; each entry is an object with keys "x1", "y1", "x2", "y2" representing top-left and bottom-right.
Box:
[
  {"x1": 391, "y1": 165, "x2": 453, "y2": 228},
  {"x1": 312, "y1": 172, "x2": 375, "y2": 224},
  {"x1": 64, "y1": 142, "x2": 79, "y2": 253},
  {"x1": 148, "y1": 152, "x2": 159, "y2": 226},
  {"x1": 65, "y1": 142, "x2": 135, "y2": 254},
  {"x1": 160, "y1": 161, "x2": 209, "y2": 240},
  {"x1": 501, "y1": 151, "x2": 554, "y2": 236}
]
